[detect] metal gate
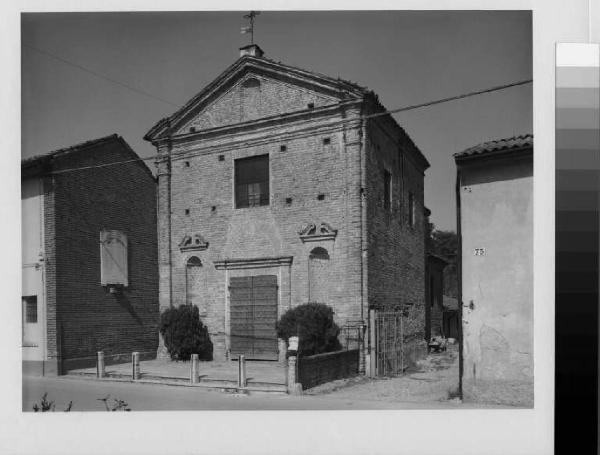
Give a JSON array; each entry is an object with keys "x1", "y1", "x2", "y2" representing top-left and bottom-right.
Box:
[
  {"x1": 373, "y1": 310, "x2": 405, "y2": 376},
  {"x1": 229, "y1": 275, "x2": 279, "y2": 360}
]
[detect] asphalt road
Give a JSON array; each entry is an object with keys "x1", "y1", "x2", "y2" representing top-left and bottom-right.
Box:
[{"x1": 22, "y1": 375, "x2": 474, "y2": 411}]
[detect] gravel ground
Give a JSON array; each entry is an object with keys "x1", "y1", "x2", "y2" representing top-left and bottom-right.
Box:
[{"x1": 305, "y1": 344, "x2": 460, "y2": 404}]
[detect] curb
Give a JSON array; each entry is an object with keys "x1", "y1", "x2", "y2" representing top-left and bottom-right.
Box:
[{"x1": 63, "y1": 372, "x2": 288, "y2": 394}]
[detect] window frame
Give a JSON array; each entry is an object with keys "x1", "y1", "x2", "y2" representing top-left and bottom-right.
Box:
[
  {"x1": 234, "y1": 154, "x2": 270, "y2": 209},
  {"x1": 23, "y1": 295, "x2": 38, "y2": 323},
  {"x1": 383, "y1": 169, "x2": 392, "y2": 212}
]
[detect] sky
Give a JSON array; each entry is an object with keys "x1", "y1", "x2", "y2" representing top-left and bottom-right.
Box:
[{"x1": 21, "y1": 10, "x2": 532, "y2": 231}]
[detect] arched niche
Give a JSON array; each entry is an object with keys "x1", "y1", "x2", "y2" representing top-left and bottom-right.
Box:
[
  {"x1": 308, "y1": 247, "x2": 331, "y2": 303},
  {"x1": 185, "y1": 256, "x2": 207, "y2": 316}
]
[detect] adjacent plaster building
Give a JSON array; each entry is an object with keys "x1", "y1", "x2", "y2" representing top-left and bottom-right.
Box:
[
  {"x1": 145, "y1": 45, "x2": 430, "y2": 367},
  {"x1": 21, "y1": 135, "x2": 158, "y2": 375},
  {"x1": 455, "y1": 134, "x2": 533, "y2": 406}
]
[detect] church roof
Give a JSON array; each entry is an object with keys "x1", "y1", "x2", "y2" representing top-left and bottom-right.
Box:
[
  {"x1": 144, "y1": 53, "x2": 371, "y2": 142},
  {"x1": 144, "y1": 49, "x2": 430, "y2": 171}
]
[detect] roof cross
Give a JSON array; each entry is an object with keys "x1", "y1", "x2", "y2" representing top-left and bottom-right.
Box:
[{"x1": 241, "y1": 11, "x2": 260, "y2": 45}]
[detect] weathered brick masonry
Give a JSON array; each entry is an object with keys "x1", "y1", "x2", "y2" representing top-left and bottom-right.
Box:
[
  {"x1": 22, "y1": 135, "x2": 158, "y2": 374},
  {"x1": 145, "y1": 45, "x2": 429, "y2": 366},
  {"x1": 365, "y1": 116, "x2": 428, "y2": 340}
]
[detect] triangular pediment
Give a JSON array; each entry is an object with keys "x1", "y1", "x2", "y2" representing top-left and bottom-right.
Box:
[
  {"x1": 176, "y1": 73, "x2": 339, "y2": 134},
  {"x1": 145, "y1": 56, "x2": 368, "y2": 141}
]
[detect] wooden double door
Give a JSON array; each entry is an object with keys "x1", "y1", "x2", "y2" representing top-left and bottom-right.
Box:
[{"x1": 229, "y1": 275, "x2": 278, "y2": 360}]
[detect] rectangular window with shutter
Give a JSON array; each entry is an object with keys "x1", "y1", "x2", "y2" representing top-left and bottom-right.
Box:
[
  {"x1": 408, "y1": 192, "x2": 415, "y2": 227},
  {"x1": 235, "y1": 154, "x2": 269, "y2": 208},
  {"x1": 100, "y1": 230, "x2": 128, "y2": 286},
  {"x1": 383, "y1": 169, "x2": 392, "y2": 211}
]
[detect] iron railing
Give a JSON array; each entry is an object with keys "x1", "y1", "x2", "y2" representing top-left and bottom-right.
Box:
[{"x1": 374, "y1": 310, "x2": 405, "y2": 376}]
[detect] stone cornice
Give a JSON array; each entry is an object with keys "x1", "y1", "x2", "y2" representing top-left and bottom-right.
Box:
[
  {"x1": 159, "y1": 115, "x2": 362, "y2": 161},
  {"x1": 153, "y1": 99, "x2": 362, "y2": 147},
  {"x1": 214, "y1": 256, "x2": 293, "y2": 270},
  {"x1": 168, "y1": 99, "x2": 363, "y2": 145}
]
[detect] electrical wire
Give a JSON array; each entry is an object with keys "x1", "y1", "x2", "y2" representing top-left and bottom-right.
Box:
[
  {"x1": 23, "y1": 43, "x2": 181, "y2": 108},
  {"x1": 23, "y1": 44, "x2": 532, "y2": 175},
  {"x1": 44, "y1": 79, "x2": 532, "y2": 175}
]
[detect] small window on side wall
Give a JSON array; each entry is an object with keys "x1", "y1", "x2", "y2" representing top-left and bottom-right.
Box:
[
  {"x1": 23, "y1": 296, "x2": 38, "y2": 323},
  {"x1": 235, "y1": 155, "x2": 269, "y2": 208},
  {"x1": 383, "y1": 170, "x2": 392, "y2": 211},
  {"x1": 408, "y1": 192, "x2": 415, "y2": 227}
]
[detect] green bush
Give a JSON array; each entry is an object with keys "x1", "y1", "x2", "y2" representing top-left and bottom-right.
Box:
[
  {"x1": 276, "y1": 303, "x2": 342, "y2": 357},
  {"x1": 159, "y1": 304, "x2": 213, "y2": 361}
]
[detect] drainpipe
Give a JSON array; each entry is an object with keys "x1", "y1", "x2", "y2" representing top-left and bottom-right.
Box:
[
  {"x1": 166, "y1": 121, "x2": 174, "y2": 308},
  {"x1": 360, "y1": 109, "x2": 369, "y2": 374},
  {"x1": 361, "y1": 114, "x2": 368, "y2": 320},
  {"x1": 154, "y1": 125, "x2": 173, "y2": 358},
  {"x1": 455, "y1": 167, "x2": 464, "y2": 399}
]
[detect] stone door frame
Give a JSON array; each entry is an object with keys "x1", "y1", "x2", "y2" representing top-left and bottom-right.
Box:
[{"x1": 215, "y1": 256, "x2": 292, "y2": 360}]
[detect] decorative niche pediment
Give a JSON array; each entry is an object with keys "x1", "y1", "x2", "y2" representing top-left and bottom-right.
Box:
[
  {"x1": 179, "y1": 233, "x2": 209, "y2": 252},
  {"x1": 298, "y1": 222, "x2": 337, "y2": 243}
]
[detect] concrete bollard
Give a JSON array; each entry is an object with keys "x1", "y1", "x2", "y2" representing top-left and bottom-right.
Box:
[
  {"x1": 287, "y1": 355, "x2": 297, "y2": 393},
  {"x1": 190, "y1": 354, "x2": 199, "y2": 384},
  {"x1": 97, "y1": 351, "x2": 105, "y2": 378},
  {"x1": 238, "y1": 355, "x2": 247, "y2": 388},
  {"x1": 132, "y1": 352, "x2": 141, "y2": 380}
]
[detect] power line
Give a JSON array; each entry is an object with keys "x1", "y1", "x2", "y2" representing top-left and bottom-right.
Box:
[
  {"x1": 23, "y1": 43, "x2": 181, "y2": 108},
  {"x1": 370, "y1": 79, "x2": 532, "y2": 118},
  {"x1": 36, "y1": 78, "x2": 531, "y2": 175}
]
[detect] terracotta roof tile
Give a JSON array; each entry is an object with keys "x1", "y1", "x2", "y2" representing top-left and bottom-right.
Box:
[
  {"x1": 454, "y1": 134, "x2": 533, "y2": 160},
  {"x1": 22, "y1": 134, "x2": 120, "y2": 167}
]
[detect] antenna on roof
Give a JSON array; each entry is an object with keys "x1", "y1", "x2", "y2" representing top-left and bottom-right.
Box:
[{"x1": 241, "y1": 11, "x2": 260, "y2": 45}]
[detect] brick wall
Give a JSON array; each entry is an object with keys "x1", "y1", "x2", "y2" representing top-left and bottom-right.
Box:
[
  {"x1": 365, "y1": 117, "x2": 427, "y2": 341},
  {"x1": 42, "y1": 175, "x2": 59, "y2": 374},
  {"x1": 297, "y1": 349, "x2": 359, "y2": 389},
  {"x1": 48, "y1": 138, "x2": 158, "y2": 371}
]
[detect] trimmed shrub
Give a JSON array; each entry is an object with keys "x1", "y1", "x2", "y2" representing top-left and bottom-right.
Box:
[
  {"x1": 276, "y1": 303, "x2": 342, "y2": 357},
  {"x1": 159, "y1": 304, "x2": 213, "y2": 361}
]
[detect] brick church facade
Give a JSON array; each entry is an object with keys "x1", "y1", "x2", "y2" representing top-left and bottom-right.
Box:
[{"x1": 145, "y1": 45, "x2": 429, "y2": 365}]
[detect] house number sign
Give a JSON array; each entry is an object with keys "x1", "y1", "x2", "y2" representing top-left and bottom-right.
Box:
[{"x1": 474, "y1": 248, "x2": 486, "y2": 256}]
